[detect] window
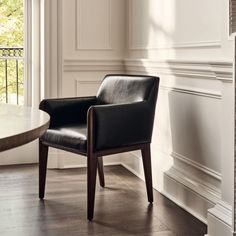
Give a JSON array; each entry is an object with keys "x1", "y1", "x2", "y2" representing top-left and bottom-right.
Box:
[{"x1": 0, "y1": 0, "x2": 24, "y2": 104}]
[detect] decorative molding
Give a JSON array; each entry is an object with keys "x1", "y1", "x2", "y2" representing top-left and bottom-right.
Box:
[
  {"x1": 129, "y1": 41, "x2": 222, "y2": 51},
  {"x1": 76, "y1": 80, "x2": 100, "y2": 85},
  {"x1": 164, "y1": 167, "x2": 219, "y2": 222},
  {"x1": 75, "y1": 80, "x2": 100, "y2": 97},
  {"x1": 207, "y1": 201, "x2": 233, "y2": 236},
  {"x1": 210, "y1": 61, "x2": 234, "y2": 82},
  {"x1": 128, "y1": 0, "x2": 221, "y2": 50},
  {"x1": 75, "y1": 0, "x2": 112, "y2": 50},
  {"x1": 130, "y1": 149, "x2": 221, "y2": 197},
  {"x1": 160, "y1": 85, "x2": 222, "y2": 100},
  {"x1": 63, "y1": 59, "x2": 232, "y2": 83},
  {"x1": 171, "y1": 151, "x2": 222, "y2": 182},
  {"x1": 170, "y1": 154, "x2": 222, "y2": 206},
  {"x1": 63, "y1": 59, "x2": 124, "y2": 72},
  {"x1": 208, "y1": 201, "x2": 232, "y2": 226},
  {"x1": 121, "y1": 150, "x2": 220, "y2": 223},
  {"x1": 130, "y1": 149, "x2": 221, "y2": 182},
  {"x1": 124, "y1": 59, "x2": 233, "y2": 83}
]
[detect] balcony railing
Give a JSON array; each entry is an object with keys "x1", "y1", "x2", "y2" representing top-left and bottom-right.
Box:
[{"x1": 0, "y1": 47, "x2": 24, "y2": 105}]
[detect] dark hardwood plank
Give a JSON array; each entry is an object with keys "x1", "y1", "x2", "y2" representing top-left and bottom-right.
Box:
[{"x1": 0, "y1": 164, "x2": 207, "y2": 236}]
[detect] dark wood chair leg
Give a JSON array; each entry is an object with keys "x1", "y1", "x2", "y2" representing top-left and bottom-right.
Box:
[
  {"x1": 39, "y1": 140, "x2": 49, "y2": 199},
  {"x1": 87, "y1": 154, "x2": 98, "y2": 221},
  {"x1": 141, "y1": 144, "x2": 153, "y2": 203},
  {"x1": 97, "y1": 156, "x2": 105, "y2": 187}
]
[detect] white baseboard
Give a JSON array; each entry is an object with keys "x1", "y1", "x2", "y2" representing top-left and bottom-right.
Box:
[
  {"x1": 163, "y1": 168, "x2": 216, "y2": 223},
  {"x1": 121, "y1": 150, "x2": 221, "y2": 224},
  {"x1": 207, "y1": 201, "x2": 233, "y2": 236},
  {"x1": 47, "y1": 148, "x2": 121, "y2": 169}
]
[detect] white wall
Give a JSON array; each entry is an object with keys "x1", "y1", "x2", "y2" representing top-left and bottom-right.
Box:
[
  {"x1": 122, "y1": 1, "x2": 234, "y2": 235},
  {"x1": 127, "y1": 0, "x2": 223, "y2": 60}
]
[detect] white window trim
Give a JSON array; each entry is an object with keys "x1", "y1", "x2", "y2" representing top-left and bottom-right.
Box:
[
  {"x1": 24, "y1": 0, "x2": 59, "y2": 107},
  {"x1": 24, "y1": 0, "x2": 42, "y2": 107}
]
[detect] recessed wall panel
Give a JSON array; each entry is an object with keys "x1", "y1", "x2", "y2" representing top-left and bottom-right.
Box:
[
  {"x1": 129, "y1": 0, "x2": 221, "y2": 49},
  {"x1": 76, "y1": 0, "x2": 111, "y2": 50}
]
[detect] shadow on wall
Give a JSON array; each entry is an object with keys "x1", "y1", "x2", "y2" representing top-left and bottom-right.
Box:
[
  {"x1": 132, "y1": 0, "x2": 177, "y2": 190},
  {"x1": 147, "y1": 0, "x2": 176, "y2": 59},
  {"x1": 126, "y1": 0, "x2": 222, "y2": 223},
  {"x1": 128, "y1": 0, "x2": 176, "y2": 59},
  {"x1": 127, "y1": 0, "x2": 221, "y2": 201},
  {"x1": 168, "y1": 91, "x2": 206, "y2": 168},
  {"x1": 125, "y1": 0, "x2": 177, "y2": 192},
  {"x1": 166, "y1": 88, "x2": 221, "y2": 178}
]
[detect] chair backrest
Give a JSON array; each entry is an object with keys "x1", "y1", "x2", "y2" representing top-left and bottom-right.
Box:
[{"x1": 96, "y1": 74, "x2": 159, "y2": 105}]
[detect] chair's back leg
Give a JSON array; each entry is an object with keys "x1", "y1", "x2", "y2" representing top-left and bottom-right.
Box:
[
  {"x1": 87, "y1": 154, "x2": 98, "y2": 220},
  {"x1": 97, "y1": 156, "x2": 105, "y2": 187},
  {"x1": 141, "y1": 144, "x2": 153, "y2": 203},
  {"x1": 39, "y1": 140, "x2": 49, "y2": 199}
]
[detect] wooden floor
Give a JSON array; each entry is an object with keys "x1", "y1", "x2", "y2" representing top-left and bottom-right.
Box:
[{"x1": 0, "y1": 164, "x2": 207, "y2": 236}]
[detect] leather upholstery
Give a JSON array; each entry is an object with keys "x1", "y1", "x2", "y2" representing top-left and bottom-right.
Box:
[
  {"x1": 39, "y1": 97, "x2": 97, "y2": 128},
  {"x1": 43, "y1": 124, "x2": 87, "y2": 153},
  {"x1": 40, "y1": 74, "x2": 159, "y2": 153},
  {"x1": 90, "y1": 102, "x2": 154, "y2": 151},
  {"x1": 97, "y1": 75, "x2": 157, "y2": 104}
]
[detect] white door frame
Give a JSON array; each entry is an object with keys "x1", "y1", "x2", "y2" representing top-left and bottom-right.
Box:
[{"x1": 24, "y1": 0, "x2": 43, "y2": 107}]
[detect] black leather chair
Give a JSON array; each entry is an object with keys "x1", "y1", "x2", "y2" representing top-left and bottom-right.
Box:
[{"x1": 39, "y1": 74, "x2": 159, "y2": 220}]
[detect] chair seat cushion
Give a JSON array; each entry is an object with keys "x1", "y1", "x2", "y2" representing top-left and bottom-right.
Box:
[{"x1": 41, "y1": 124, "x2": 87, "y2": 153}]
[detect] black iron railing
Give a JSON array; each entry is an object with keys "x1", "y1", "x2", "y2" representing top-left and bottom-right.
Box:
[{"x1": 0, "y1": 47, "x2": 24, "y2": 105}]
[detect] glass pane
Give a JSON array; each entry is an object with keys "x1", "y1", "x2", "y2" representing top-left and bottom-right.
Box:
[{"x1": 0, "y1": 0, "x2": 24, "y2": 105}]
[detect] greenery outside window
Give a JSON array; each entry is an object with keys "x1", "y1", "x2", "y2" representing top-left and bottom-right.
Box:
[{"x1": 0, "y1": 0, "x2": 24, "y2": 104}]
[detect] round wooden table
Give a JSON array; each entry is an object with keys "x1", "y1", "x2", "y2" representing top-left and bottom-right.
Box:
[{"x1": 0, "y1": 104, "x2": 50, "y2": 152}]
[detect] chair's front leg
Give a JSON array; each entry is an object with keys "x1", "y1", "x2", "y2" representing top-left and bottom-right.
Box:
[
  {"x1": 87, "y1": 153, "x2": 98, "y2": 221},
  {"x1": 39, "y1": 140, "x2": 49, "y2": 199}
]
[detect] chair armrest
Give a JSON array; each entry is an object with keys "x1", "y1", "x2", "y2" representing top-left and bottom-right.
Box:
[
  {"x1": 40, "y1": 96, "x2": 97, "y2": 127},
  {"x1": 88, "y1": 102, "x2": 155, "y2": 151}
]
